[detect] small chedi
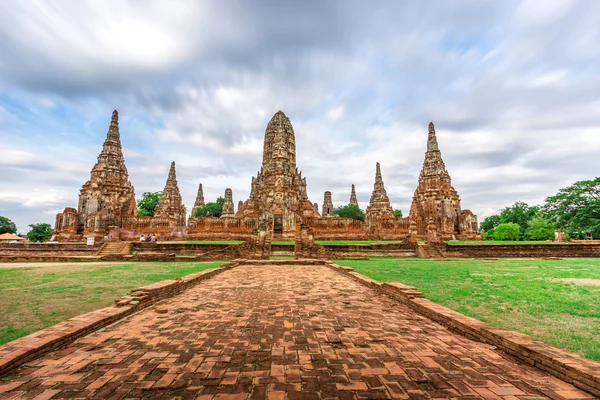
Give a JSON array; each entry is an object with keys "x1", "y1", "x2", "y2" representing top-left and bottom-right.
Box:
[
  {"x1": 54, "y1": 109, "x2": 480, "y2": 242},
  {"x1": 365, "y1": 163, "x2": 396, "y2": 236},
  {"x1": 349, "y1": 184, "x2": 359, "y2": 207},
  {"x1": 408, "y1": 123, "x2": 479, "y2": 240},
  {"x1": 190, "y1": 183, "x2": 205, "y2": 218},
  {"x1": 154, "y1": 161, "x2": 186, "y2": 226}
]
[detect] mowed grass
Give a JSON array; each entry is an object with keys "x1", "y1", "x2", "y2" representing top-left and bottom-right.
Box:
[
  {"x1": 334, "y1": 257, "x2": 600, "y2": 361},
  {"x1": 0, "y1": 261, "x2": 224, "y2": 345}
]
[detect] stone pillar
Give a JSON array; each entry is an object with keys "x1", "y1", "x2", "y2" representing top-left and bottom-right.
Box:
[
  {"x1": 322, "y1": 191, "x2": 334, "y2": 217},
  {"x1": 221, "y1": 188, "x2": 235, "y2": 217}
]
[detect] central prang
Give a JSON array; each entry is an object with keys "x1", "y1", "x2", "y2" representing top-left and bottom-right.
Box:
[{"x1": 236, "y1": 110, "x2": 319, "y2": 239}]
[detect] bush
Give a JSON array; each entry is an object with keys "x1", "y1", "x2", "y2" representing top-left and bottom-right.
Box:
[
  {"x1": 526, "y1": 215, "x2": 556, "y2": 241},
  {"x1": 493, "y1": 223, "x2": 521, "y2": 241},
  {"x1": 195, "y1": 197, "x2": 225, "y2": 217},
  {"x1": 394, "y1": 210, "x2": 403, "y2": 218},
  {"x1": 333, "y1": 204, "x2": 365, "y2": 221},
  {"x1": 26, "y1": 223, "x2": 53, "y2": 242}
]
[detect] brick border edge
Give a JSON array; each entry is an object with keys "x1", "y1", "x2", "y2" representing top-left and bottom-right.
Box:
[
  {"x1": 324, "y1": 261, "x2": 600, "y2": 397},
  {"x1": 0, "y1": 259, "x2": 245, "y2": 378}
]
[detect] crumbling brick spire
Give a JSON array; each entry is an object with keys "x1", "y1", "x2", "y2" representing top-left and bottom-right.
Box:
[
  {"x1": 72, "y1": 109, "x2": 137, "y2": 234},
  {"x1": 349, "y1": 184, "x2": 358, "y2": 206},
  {"x1": 365, "y1": 163, "x2": 394, "y2": 221},
  {"x1": 421, "y1": 122, "x2": 447, "y2": 177},
  {"x1": 191, "y1": 183, "x2": 205, "y2": 217},
  {"x1": 409, "y1": 122, "x2": 479, "y2": 238},
  {"x1": 154, "y1": 161, "x2": 186, "y2": 226}
]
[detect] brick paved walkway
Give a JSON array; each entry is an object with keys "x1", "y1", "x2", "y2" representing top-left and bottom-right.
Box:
[{"x1": 0, "y1": 264, "x2": 594, "y2": 399}]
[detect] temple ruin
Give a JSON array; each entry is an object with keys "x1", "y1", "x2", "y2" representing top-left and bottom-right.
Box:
[
  {"x1": 54, "y1": 111, "x2": 137, "y2": 240},
  {"x1": 409, "y1": 123, "x2": 479, "y2": 241},
  {"x1": 54, "y1": 110, "x2": 480, "y2": 242}
]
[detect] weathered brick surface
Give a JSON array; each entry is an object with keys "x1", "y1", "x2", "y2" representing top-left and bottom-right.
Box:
[
  {"x1": 445, "y1": 243, "x2": 600, "y2": 258},
  {"x1": 0, "y1": 264, "x2": 594, "y2": 399}
]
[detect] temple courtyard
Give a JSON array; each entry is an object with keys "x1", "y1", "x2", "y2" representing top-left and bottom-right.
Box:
[{"x1": 0, "y1": 258, "x2": 599, "y2": 399}]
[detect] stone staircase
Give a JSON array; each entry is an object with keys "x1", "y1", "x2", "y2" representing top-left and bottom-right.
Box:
[
  {"x1": 97, "y1": 242, "x2": 130, "y2": 257},
  {"x1": 417, "y1": 243, "x2": 445, "y2": 259}
]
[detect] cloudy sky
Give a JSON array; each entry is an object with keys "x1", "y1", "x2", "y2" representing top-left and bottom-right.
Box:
[{"x1": 1, "y1": 0, "x2": 599, "y2": 234}]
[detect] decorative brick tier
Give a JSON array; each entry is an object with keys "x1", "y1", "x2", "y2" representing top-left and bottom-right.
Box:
[
  {"x1": 327, "y1": 262, "x2": 600, "y2": 397},
  {"x1": 445, "y1": 243, "x2": 600, "y2": 258}
]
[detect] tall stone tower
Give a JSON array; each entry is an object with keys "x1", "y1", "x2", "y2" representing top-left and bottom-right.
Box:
[
  {"x1": 409, "y1": 122, "x2": 478, "y2": 238},
  {"x1": 76, "y1": 110, "x2": 137, "y2": 232},
  {"x1": 154, "y1": 161, "x2": 187, "y2": 226},
  {"x1": 237, "y1": 110, "x2": 318, "y2": 237}
]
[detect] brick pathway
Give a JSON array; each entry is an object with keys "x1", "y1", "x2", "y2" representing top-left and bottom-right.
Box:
[{"x1": 0, "y1": 264, "x2": 594, "y2": 399}]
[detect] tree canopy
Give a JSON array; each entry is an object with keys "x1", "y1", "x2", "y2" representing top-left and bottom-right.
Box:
[
  {"x1": 333, "y1": 204, "x2": 365, "y2": 221},
  {"x1": 194, "y1": 197, "x2": 225, "y2": 217},
  {"x1": 137, "y1": 191, "x2": 162, "y2": 217},
  {"x1": 26, "y1": 223, "x2": 53, "y2": 242},
  {"x1": 0, "y1": 216, "x2": 17, "y2": 235},
  {"x1": 526, "y1": 215, "x2": 555, "y2": 241},
  {"x1": 499, "y1": 201, "x2": 540, "y2": 238},
  {"x1": 480, "y1": 214, "x2": 500, "y2": 233},
  {"x1": 544, "y1": 178, "x2": 600, "y2": 239},
  {"x1": 393, "y1": 209, "x2": 403, "y2": 219},
  {"x1": 493, "y1": 223, "x2": 520, "y2": 241}
]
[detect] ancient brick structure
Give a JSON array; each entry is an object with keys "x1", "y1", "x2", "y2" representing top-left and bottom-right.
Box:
[
  {"x1": 190, "y1": 183, "x2": 205, "y2": 218},
  {"x1": 221, "y1": 188, "x2": 235, "y2": 218},
  {"x1": 322, "y1": 191, "x2": 334, "y2": 217},
  {"x1": 54, "y1": 110, "x2": 137, "y2": 240},
  {"x1": 154, "y1": 161, "x2": 186, "y2": 226},
  {"x1": 54, "y1": 110, "x2": 478, "y2": 244},
  {"x1": 235, "y1": 110, "x2": 319, "y2": 238},
  {"x1": 349, "y1": 184, "x2": 358, "y2": 207},
  {"x1": 409, "y1": 123, "x2": 479, "y2": 240}
]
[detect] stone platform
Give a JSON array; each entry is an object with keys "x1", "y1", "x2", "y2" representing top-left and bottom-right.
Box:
[{"x1": 0, "y1": 263, "x2": 596, "y2": 399}]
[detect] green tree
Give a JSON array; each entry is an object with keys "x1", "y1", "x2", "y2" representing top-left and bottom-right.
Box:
[
  {"x1": 26, "y1": 223, "x2": 53, "y2": 242},
  {"x1": 493, "y1": 223, "x2": 521, "y2": 241},
  {"x1": 499, "y1": 201, "x2": 539, "y2": 239},
  {"x1": 0, "y1": 216, "x2": 17, "y2": 234},
  {"x1": 137, "y1": 191, "x2": 162, "y2": 217},
  {"x1": 194, "y1": 197, "x2": 225, "y2": 217},
  {"x1": 393, "y1": 209, "x2": 403, "y2": 218},
  {"x1": 333, "y1": 204, "x2": 365, "y2": 221},
  {"x1": 480, "y1": 214, "x2": 500, "y2": 232},
  {"x1": 526, "y1": 215, "x2": 556, "y2": 241},
  {"x1": 544, "y1": 178, "x2": 600, "y2": 239}
]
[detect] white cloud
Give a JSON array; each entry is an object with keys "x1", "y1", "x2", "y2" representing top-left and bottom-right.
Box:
[{"x1": 1, "y1": 0, "x2": 600, "y2": 231}]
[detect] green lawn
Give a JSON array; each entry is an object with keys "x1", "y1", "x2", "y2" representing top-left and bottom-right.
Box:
[
  {"x1": 334, "y1": 257, "x2": 600, "y2": 361},
  {"x1": 447, "y1": 240, "x2": 570, "y2": 245},
  {"x1": 0, "y1": 261, "x2": 224, "y2": 345}
]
